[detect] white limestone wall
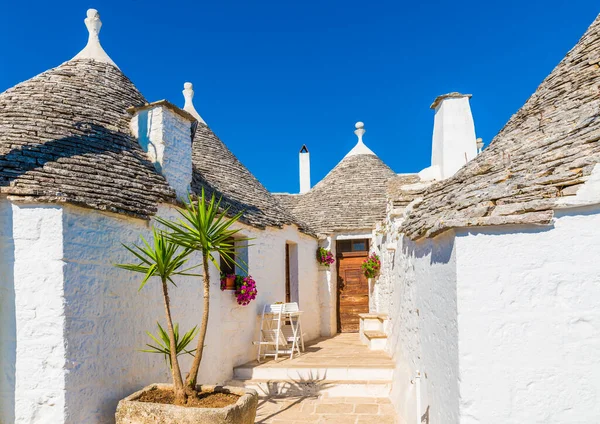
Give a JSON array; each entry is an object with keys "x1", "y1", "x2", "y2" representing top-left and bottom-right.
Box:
[
  {"x1": 384, "y1": 232, "x2": 459, "y2": 424},
  {"x1": 60, "y1": 204, "x2": 207, "y2": 423},
  {"x1": 0, "y1": 199, "x2": 15, "y2": 424},
  {"x1": 217, "y1": 223, "x2": 320, "y2": 375},
  {"x1": 381, "y1": 203, "x2": 600, "y2": 424},
  {"x1": 318, "y1": 236, "x2": 337, "y2": 337},
  {"x1": 455, "y1": 206, "x2": 600, "y2": 423},
  {"x1": 12, "y1": 205, "x2": 66, "y2": 423},
  {"x1": 2, "y1": 201, "x2": 319, "y2": 423}
]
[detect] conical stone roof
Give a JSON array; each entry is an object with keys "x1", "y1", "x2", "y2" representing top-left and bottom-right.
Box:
[
  {"x1": 0, "y1": 59, "x2": 175, "y2": 218},
  {"x1": 399, "y1": 14, "x2": 600, "y2": 240},
  {"x1": 191, "y1": 123, "x2": 313, "y2": 232},
  {"x1": 277, "y1": 149, "x2": 396, "y2": 234}
]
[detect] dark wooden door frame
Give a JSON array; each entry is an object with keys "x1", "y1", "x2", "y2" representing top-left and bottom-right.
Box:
[{"x1": 285, "y1": 243, "x2": 291, "y2": 303}]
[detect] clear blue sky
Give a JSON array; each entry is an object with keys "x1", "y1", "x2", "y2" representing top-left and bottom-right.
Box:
[{"x1": 0, "y1": 1, "x2": 598, "y2": 193}]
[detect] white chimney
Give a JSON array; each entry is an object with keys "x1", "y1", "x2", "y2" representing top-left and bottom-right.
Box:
[
  {"x1": 128, "y1": 100, "x2": 196, "y2": 200},
  {"x1": 299, "y1": 145, "x2": 311, "y2": 193},
  {"x1": 420, "y1": 92, "x2": 477, "y2": 181}
]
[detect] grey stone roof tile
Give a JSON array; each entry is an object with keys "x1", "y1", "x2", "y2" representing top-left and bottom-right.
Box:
[
  {"x1": 191, "y1": 124, "x2": 313, "y2": 233},
  {"x1": 0, "y1": 59, "x2": 176, "y2": 219},
  {"x1": 277, "y1": 154, "x2": 397, "y2": 234},
  {"x1": 399, "y1": 14, "x2": 600, "y2": 239}
]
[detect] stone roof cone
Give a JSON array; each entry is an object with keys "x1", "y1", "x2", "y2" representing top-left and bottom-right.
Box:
[
  {"x1": 189, "y1": 104, "x2": 310, "y2": 231},
  {"x1": 0, "y1": 9, "x2": 176, "y2": 218},
  {"x1": 275, "y1": 121, "x2": 396, "y2": 233},
  {"x1": 399, "y1": 14, "x2": 600, "y2": 240}
]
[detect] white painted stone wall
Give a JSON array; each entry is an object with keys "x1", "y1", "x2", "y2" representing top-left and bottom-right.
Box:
[
  {"x1": 1, "y1": 201, "x2": 319, "y2": 423},
  {"x1": 317, "y1": 231, "x2": 376, "y2": 337},
  {"x1": 0, "y1": 199, "x2": 15, "y2": 424},
  {"x1": 318, "y1": 236, "x2": 337, "y2": 337},
  {"x1": 12, "y1": 204, "x2": 67, "y2": 423},
  {"x1": 455, "y1": 206, "x2": 600, "y2": 423},
  {"x1": 379, "y1": 201, "x2": 600, "y2": 424},
  {"x1": 217, "y1": 222, "x2": 320, "y2": 375},
  {"x1": 130, "y1": 106, "x2": 193, "y2": 199},
  {"x1": 383, "y1": 231, "x2": 459, "y2": 424}
]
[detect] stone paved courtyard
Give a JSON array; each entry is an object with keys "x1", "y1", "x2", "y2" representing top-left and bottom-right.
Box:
[{"x1": 255, "y1": 394, "x2": 398, "y2": 423}]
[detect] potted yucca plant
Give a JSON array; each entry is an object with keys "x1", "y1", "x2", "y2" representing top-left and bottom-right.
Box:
[{"x1": 115, "y1": 190, "x2": 257, "y2": 424}]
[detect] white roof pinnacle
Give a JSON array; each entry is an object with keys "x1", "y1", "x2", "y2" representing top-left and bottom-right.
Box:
[
  {"x1": 72, "y1": 9, "x2": 118, "y2": 69},
  {"x1": 345, "y1": 121, "x2": 376, "y2": 157},
  {"x1": 182, "y1": 82, "x2": 207, "y2": 125}
]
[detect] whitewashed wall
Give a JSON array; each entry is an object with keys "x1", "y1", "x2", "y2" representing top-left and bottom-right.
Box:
[
  {"x1": 383, "y1": 231, "x2": 459, "y2": 424},
  {"x1": 318, "y1": 236, "x2": 336, "y2": 337},
  {"x1": 455, "y1": 206, "x2": 600, "y2": 423},
  {"x1": 1, "y1": 201, "x2": 319, "y2": 424},
  {"x1": 380, "y1": 203, "x2": 600, "y2": 424},
  {"x1": 218, "y1": 222, "x2": 320, "y2": 376},
  {"x1": 11, "y1": 204, "x2": 67, "y2": 423},
  {"x1": 0, "y1": 199, "x2": 15, "y2": 424}
]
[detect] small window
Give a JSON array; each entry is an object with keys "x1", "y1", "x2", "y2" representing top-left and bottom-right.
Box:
[
  {"x1": 220, "y1": 237, "x2": 236, "y2": 276},
  {"x1": 336, "y1": 239, "x2": 369, "y2": 254}
]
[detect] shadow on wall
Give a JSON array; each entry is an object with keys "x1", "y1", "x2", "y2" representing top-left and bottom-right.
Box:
[
  {"x1": 422, "y1": 405, "x2": 430, "y2": 423},
  {"x1": 405, "y1": 231, "x2": 455, "y2": 266},
  {"x1": 0, "y1": 203, "x2": 16, "y2": 423}
]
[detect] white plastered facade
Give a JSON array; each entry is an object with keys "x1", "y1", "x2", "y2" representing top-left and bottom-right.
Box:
[
  {"x1": 0, "y1": 198, "x2": 319, "y2": 424},
  {"x1": 373, "y1": 198, "x2": 600, "y2": 424}
]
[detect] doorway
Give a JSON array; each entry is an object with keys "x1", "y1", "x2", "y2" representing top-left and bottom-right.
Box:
[
  {"x1": 285, "y1": 242, "x2": 299, "y2": 303},
  {"x1": 336, "y1": 239, "x2": 370, "y2": 333}
]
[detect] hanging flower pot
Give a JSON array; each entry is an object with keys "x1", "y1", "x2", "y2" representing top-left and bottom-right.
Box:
[
  {"x1": 361, "y1": 253, "x2": 381, "y2": 279},
  {"x1": 316, "y1": 247, "x2": 335, "y2": 266}
]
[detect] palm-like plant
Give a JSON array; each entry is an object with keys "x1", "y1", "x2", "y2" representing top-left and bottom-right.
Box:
[
  {"x1": 156, "y1": 189, "x2": 251, "y2": 390},
  {"x1": 116, "y1": 228, "x2": 199, "y2": 405},
  {"x1": 142, "y1": 322, "x2": 198, "y2": 368}
]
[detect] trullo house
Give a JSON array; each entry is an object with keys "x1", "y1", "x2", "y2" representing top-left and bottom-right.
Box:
[{"x1": 0, "y1": 7, "x2": 600, "y2": 424}]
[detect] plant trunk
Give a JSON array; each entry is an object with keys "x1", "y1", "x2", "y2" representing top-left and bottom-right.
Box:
[
  {"x1": 161, "y1": 277, "x2": 187, "y2": 405},
  {"x1": 185, "y1": 251, "x2": 211, "y2": 390}
]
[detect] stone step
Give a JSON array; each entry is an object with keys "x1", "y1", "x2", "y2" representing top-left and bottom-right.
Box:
[
  {"x1": 363, "y1": 331, "x2": 387, "y2": 351},
  {"x1": 359, "y1": 313, "x2": 388, "y2": 333},
  {"x1": 226, "y1": 378, "x2": 392, "y2": 398},
  {"x1": 233, "y1": 365, "x2": 394, "y2": 382}
]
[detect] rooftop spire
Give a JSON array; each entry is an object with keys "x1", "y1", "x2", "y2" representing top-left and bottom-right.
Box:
[
  {"x1": 345, "y1": 121, "x2": 376, "y2": 157},
  {"x1": 72, "y1": 9, "x2": 118, "y2": 69},
  {"x1": 182, "y1": 82, "x2": 207, "y2": 125}
]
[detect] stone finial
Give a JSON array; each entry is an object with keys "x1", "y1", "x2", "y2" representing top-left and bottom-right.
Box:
[
  {"x1": 345, "y1": 121, "x2": 375, "y2": 158},
  {"x1": 354, "y1": 121, "x2": 366, "y2": 143},
  {"x1": 476, "y1": 138, "x2": 484, "y2": 154},
  {"x1": 182, "y1": 82, "x2": 207, "y2": 125},
  {"x1": 72, "y1": 9, "x2": 118, "y2": 68}
]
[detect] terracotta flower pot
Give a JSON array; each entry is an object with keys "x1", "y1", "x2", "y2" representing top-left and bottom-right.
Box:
[
  {"x1": 224, "y1": 275, "x2": 236, "y2": 290},
  {"x1": 115, "y1": 384, "x2": 258, "y2": 424}
]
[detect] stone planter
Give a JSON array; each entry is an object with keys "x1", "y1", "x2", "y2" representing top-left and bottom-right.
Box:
[{"x1": 116, "y1": 384, "x2": 258, "y2": 424}]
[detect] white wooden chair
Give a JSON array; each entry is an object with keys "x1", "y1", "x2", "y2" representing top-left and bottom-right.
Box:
[
  {"x1": 283, "y1": 302, "x2": 305, "y2": 352},
  {"x1": 255, "y1": 303, "x2": 303, "y2": 362}
]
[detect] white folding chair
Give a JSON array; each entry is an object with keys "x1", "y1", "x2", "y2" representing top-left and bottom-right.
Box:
[
  {"x1": 255, "y1": 303, "x2": 302, "y2": 362},
  {"x1": 284, "y1": 302, "x2": 305, "y2": 352}
]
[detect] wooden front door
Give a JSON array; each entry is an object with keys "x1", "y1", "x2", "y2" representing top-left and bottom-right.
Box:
[{"x1": 337, "y1": 249, "x2": 369, "y2": 333}]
